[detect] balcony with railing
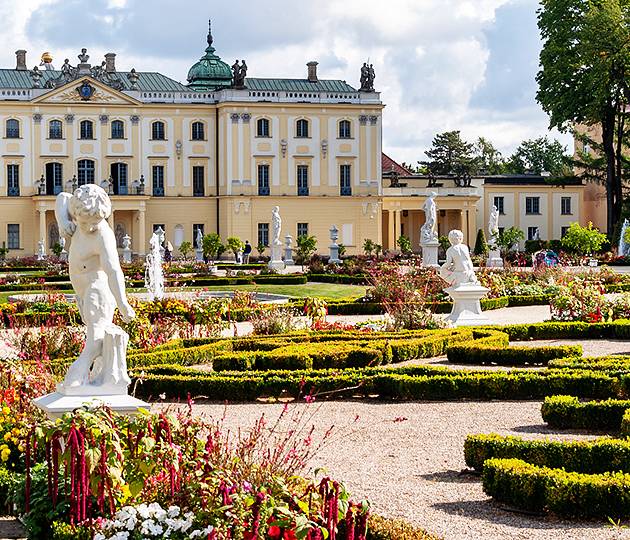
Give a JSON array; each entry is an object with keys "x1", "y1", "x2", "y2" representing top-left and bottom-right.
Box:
[{"x1": 382, "y1": 171, "x2": 482, "y2": 198}]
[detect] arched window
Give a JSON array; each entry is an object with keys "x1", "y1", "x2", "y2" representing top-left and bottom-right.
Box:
[
  {"x1": 338, "y1": 120, "x2": 351, "y2": 139},
  {"x1": 151, "y1": 121, "x2": 165, "y2": 140},
  {"x1": 191, "y1": 121, "x2": 204, "y2": 140},
  {"x1": 79, "y1": 120, "x2": 94, "y2": 140},
  {"x1": 49, "y1": 120, "x2": 62, "y2": 139},
  {"x1": 111, "y1": 120, "x2": 124, "y2": 139},
  {"x1": 296, "y1": 119, "x2": 309, "y2": 138},
  {"x1": 77, "y1": 159, "x2": 95, "y2": 186},
  {"x1": 257, "y1": 118, "x2": 270, "y2": 137},
  {"x1": 5, "y1": 119, "x2": 19, "y2": 138}
]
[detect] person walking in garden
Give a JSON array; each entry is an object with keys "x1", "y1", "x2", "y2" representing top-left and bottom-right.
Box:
[{"x1": 243, "y1": 240, "x2": 252, "y2": 263}]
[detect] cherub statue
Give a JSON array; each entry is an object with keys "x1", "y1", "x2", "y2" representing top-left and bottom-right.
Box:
[
  {"x1": 55, "y1": 184, "x2": 136, "y2": 390},
  {"x1": 439, "y1": 229, "x2": 479, "y2": 287}
]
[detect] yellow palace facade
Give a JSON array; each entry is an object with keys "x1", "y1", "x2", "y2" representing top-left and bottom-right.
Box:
[{"x1": 0, "y1": 23, "x2": 383, "y2": 257}]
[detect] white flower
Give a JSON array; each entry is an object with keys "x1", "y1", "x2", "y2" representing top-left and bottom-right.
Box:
[{"x1": 167, "y1": 505, "x2": 181, "y2": 518}]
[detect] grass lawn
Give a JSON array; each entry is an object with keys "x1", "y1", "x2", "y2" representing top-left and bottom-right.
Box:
[{"x1": 0, "y1": 282, "x2": 367, "y2": 303}]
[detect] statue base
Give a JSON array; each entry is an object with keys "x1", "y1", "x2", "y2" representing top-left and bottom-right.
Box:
[
  {"x1": 329, "y1": 244, "x2": 341, "y2": 264},
  {"x1": 421, "y1": 241, "x2": 440, "y2": 268},
  {"x1": 269, "y1": 244, "x2": 285, "y2": 272},
  {"x1": 33, "y1": 391, "x2": 149, "y2": 420},
  {"x1": 486, "y1": 249, "x2": 503, "y2": 268},
  {"x1": 195, "y1": 249, "x2": 203, "y2": 262},
  {"x1": 444, "y1": 284, "x2": 493, "y2": 327}
]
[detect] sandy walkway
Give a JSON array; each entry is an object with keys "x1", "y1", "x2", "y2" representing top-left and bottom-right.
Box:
[{"x1": 160, "y1": 401, "x2": 626, "y2": 540}]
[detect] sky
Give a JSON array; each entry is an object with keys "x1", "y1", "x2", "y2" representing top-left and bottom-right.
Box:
[{"x1": 0, "y1": 0, "x2": 571, "y2": 165}]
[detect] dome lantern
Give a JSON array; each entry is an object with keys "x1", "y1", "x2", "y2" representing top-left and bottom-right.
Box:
[{"x1": 187, "y1": 20, "x2": 233, "y2": 91}]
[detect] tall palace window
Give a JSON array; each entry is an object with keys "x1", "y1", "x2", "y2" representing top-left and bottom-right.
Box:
[{"x1": 77, "y1": 159, "x2": 95, "y2": 186}]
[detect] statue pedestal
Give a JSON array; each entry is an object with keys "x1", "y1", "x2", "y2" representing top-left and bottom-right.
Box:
[
  {"x1": 284, "y1": 246, "x2": 294, "y2": 265},
  {"x1": 268, "y1": 243, "x2": 285, "y2": 272},
  {"x1": 195, "y1": 248, "x2": 203, "y2": 262},
  {"x1": 33, "y1": 392, "x2": 149, "y2": 420},
  {"x1": 329, "y1": 243, "x2": 341, "y2": 264},
  {"x1": 122, "y1": 247, "x2": 132, "y2": 264},
  {"x1": 32, "y1": 325, "x2": 150, "y2": 419},
  {"x1": 486, "y1": 249, "x2": 503, "y2": 268},
  {"x1": 444, "y1": 284, "x2": 493, "y2": 327},
  {"x1": 421, "y1": 241, "x2": 440, "y2": 268}
]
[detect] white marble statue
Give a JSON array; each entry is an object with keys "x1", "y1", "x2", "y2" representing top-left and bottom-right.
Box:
[
  {"x1": 37, "y1": 239, "x2": 46, "y2": 260},
  {"x1": 488, "y1": 205, "x2": 500, "y2": 248},
  {"x1": 122, "y1": 234, "x2": 131, "y2": 251},
  {"x1": 272, "y1": 206, "x2": 282, "y2": 246},
  {"x1": 439, "y1": 229, "x2": 479, "y2": 287},
  {"x1": 53, "y1": 184, "x2": 136, "y2": 391},
  {"x1": 420, "y1": 191, "x2": 438, "y2": 244},
  {"x1": 145, "y1": 231, "x2": 165, "y2": 301},
  {"x1": 196, "y1": 228, "x2": 203, "y2": 250}
]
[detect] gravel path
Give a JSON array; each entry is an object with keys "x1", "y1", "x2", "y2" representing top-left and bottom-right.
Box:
[{"x1": 159, "y1": 401, "x2": 627, "y2": 540}]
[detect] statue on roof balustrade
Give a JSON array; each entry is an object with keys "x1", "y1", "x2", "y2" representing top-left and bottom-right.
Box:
[{"x1": 232, "y1": 59, "x2": 247, "y2": 88}]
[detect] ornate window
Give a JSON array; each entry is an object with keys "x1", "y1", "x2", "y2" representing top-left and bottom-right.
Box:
[
  {"x1": 257, "y1": 223, "x2": 269, "y2": 247},
  {"x1": 152, "y1": 165, "x2": 165, "y2": 196},
  {"x1": 77, "y1": 159, "x2": 95, "y2": 185},
  {"x1": 45, "y1": 162, "x2": 63, "y2": 195},
  {"x1": 340, "y1": 164, "x2": 352, "y2": 196},
  {"x1": 297, "y1": 165, "x2": 309, "y2": 196},
  {"x1": 5, "y1": 119, "x2": 19, "y2": 138},
  {"x1": 257, "y1": 164, "x2": 270, "y2": 196},
  {"x1": 7, "y1": 165, "x2": 19, "y2": 196},
  {"x1": 338, "y1": 120, "x2": 351, "y2": 139},
  {"x1": 111, "y1": 120, "x2": 124, "y2": 139},
  {"x1": 191, "y1": 121, "x2": 205, "y2": 141},
  {"x1": 296, "y1": 119, "x2": 309, "y2": 138},
  {"x1": 79, "y1": 120, "x2": 94, "y2": 139},
  {"x1": 256, "y1": 118, "x2": 270, "y2": 137},
  {"x1": 193, "y1": 166, "x2": 204, "y2": 197},
  {"x1": 151, "y1": 121, "x2": 165, "y2": 140},
  {"x1": 7, "y1": 224, "x2": 19, "y2": 249},
  {"x1": 49, "y1": 120, "x2": 63, "y2": 139}
]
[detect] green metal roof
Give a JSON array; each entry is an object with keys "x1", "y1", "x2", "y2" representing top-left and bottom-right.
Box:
[
  {"x1": 0, "y1": 69, "x2": 189, "y2": 92},
  {"x1": 245, "y1": 78, "x2": 357, "y2": 93}
]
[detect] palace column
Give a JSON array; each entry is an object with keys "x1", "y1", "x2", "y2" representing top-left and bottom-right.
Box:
[
  {"x1": 394, "y1": 209, "x2": 402, "y2": 245},
  {"x1": 38, "y1": 208, "x2": 46, "y2": 249},
  {"x1": 137, "y1": 203, "x2": 146, "y2": 256}
]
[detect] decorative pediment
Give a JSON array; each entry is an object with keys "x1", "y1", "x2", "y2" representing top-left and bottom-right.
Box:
[{"x1": 32, "y1": 77, "x2": 141, "y2": 105}]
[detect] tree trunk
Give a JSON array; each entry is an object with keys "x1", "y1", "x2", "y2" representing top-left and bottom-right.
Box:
[{"x1": 602, "y1": 111, "x2": 619, "y2": 236}]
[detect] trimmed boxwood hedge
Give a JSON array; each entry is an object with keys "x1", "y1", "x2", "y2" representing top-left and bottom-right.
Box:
[
  {"x1": 541, "y1": 395, "x2": 630, "y2": 431},
  {"x1": 482, "y1": 458, "x2": 630, "y2": 519},
  {"x1": 307, "y1": 273, "x2": 368, "y2": 285},
  {"x1": 464, "y1": 433, "x2": 630, "y2": 473}
]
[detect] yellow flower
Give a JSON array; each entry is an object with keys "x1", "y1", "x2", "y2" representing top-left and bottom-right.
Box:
[
  {"x1": 3, "y1": 433, "x2": 10, "y2": 442},
  {"x1": 1, "y1": 407, "x2": 9, "y2": 415},
  {"x1": 1, "y1": 448, "x2": 10, "y2": 462}
]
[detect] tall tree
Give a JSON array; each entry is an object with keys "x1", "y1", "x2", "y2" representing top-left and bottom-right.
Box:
[
  {"x1": 423, "y1": 131, "x2": 475, "y2": 175},
  {"x1": 473, "y1": 137, "x2": 505, "y2": 174},
  {"x1": 506, "y1": 136, "x2": 571, "y2": 175},
  {"x1": 537, "y1": 0, "x2": 630, "y2": 234}
]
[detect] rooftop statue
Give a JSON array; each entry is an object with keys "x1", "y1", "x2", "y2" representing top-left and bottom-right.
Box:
[
  {"x1": 359, "y1": 62, "x2": 375, "y2": 92},
  {"x1": 232, "y1": 59, "x2": 247, "y2": 88}
]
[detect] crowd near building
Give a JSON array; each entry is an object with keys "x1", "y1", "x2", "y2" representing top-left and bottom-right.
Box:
[{"x1": 0, "y1": 21, "x2": 600, "y2": 257}]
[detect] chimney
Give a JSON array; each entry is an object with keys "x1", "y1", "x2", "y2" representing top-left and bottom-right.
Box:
[
  {"x1": 307, "y1": 61, "x2": 318, "y2": 82},
  {"x1": 105, "y1": 52, "x2": 116, "y2": 73},
  {"x1": 15, "y1": 50, "x2": 27, "y2": 71}
]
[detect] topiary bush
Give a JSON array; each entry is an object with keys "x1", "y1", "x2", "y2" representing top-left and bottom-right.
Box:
[{"x1": 541, "y1": 395, "x2": 630, "y2": 431}]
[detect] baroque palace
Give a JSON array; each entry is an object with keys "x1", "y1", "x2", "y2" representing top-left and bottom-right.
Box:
[
  {"x1": 0, "y1": 21, "x2": 382, "y2": 257},
  {"x1": 0, "y1": 20, "x2": 590, "y2": 257}
]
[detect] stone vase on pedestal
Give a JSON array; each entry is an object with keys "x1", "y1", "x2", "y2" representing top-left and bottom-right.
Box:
[
  {"x1": 444, "y1": 284, "x2": 492, "y2": 327},
  {"x1": 284, "y1": 234, "x2": 294, "y2": 265},
  {"x1": 421, "y1": 241, "x2": 440, "y2": 268}
]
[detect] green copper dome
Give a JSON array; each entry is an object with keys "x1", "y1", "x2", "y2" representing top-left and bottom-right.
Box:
[{"x1": 187, "y1": 21, "x2": 232, "y2": 91}]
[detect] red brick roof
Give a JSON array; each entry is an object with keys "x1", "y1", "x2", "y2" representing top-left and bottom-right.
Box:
[{"x1": 382, "y1": 153, "x2": 412, "y2": 175}]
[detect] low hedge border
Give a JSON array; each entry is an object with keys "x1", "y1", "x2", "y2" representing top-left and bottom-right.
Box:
[
  {"x1": 541, "y1": 395, "x2": 630, "y2": 431},
  {"x1": 131, "y1": 364, "x2": 618, "y2": 402},
  {"x1": 493, "y1": 320, "x2": 630, "y2": 340},
  {"x1": 482, "y1": 458, "x2": 630, "y2": 519},
  {"x1": 307, "y1": 273, "x2": 368, "y2": 285},
  {"x1": 549, "y1": 355, "x2": 630, "y2": 373},
  {"x1": 464, "y1": 433, "x2": 630, "y2": 473}
]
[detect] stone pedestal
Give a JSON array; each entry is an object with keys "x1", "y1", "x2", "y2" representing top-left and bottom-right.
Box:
[
  {"x1": 421, "y1": 241, "x2": 439, "y2": 267},
  {"x1": 268, "y1": 243, "x2": 285, "y2": 272},
  {"x1": 122, "y1": 247, "x2": 132, "y2": 264},
  {"x1": 195, "y1": 248, "x2": 203, "y2": 262},
  {"x1": 486, "y1": 249, "x2": 503, "y2": 268},
  {"x1": 284, "y1": 234, "x2": 294, "y2": 265},
  {"x1": 444, "y1": 284, "x2": 492, "y2": 327},
  {"x1": 33, "y1": 325, "x2": 149, "y2": 419},
  {"x1": 329, "y1": 243, "x2": 341, "y2": 264}
]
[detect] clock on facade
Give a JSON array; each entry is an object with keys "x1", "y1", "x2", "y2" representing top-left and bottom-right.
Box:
[{"x1": 78, "y1": 81, "x2": 94, "y2": 100}]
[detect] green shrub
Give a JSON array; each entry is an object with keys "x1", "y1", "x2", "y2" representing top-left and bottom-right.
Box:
[
  {"x1": 0, "y1": 468, "x2": 21, "y2": 516},
  {"x1": 364, "y1": 515, "x2": 440, "y2": 540},
  {"x1": 541, "y1": 395, "x2": 630, "y2": 431},
  {"x1": 622, "y1": 409, "x2": 630, "y2": 438},
  {"x1": 464, "y1": 433, "x2": 630, "y2": 473},
  {"x1": 482, "y1": 458, "x2": 630, "y2": 519}
]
